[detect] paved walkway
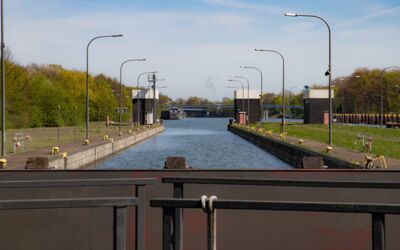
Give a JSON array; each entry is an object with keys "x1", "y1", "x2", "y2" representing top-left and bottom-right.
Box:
[{"x1": 3, "y1": 129, "x2": 147, "y2": 170}]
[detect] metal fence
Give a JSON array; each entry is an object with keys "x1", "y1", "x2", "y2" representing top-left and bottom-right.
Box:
[
  {"x1": 0, "y1": 178, "x2": 157, "y2": 250},
  {"x1": 151, "y1": 177, "x2": 400, "y2": 250}
]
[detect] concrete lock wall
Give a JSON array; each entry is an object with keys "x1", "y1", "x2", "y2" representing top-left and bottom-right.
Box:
[
  {"x1": 2, "y1": 169, "x2": 400, "y2": 250},
  {"x1": 228, "y1": 125, "x2": 359, "y2": 169},
  {"x1": 47, "y1": 126, "x2": 164, "y2": 170}
]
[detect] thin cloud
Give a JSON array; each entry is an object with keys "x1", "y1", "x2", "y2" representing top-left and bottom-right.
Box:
[
  {"x1": 337, "y1": 5, "x2": 400, "y2": 28},
  {"x1": 203, "y1": 0, "x2": 285, "y2": 14}
]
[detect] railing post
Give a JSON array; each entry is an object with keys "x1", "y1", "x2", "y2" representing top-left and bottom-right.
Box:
[
  {"x1": 372, "y1": 213, "x2": 385, "y2": 250},
  {"x1": 163, "y1": 207, "x2": 174, "y2": 250},
  {"x1": 114, "y1": 206, "x2": 128, "y2": 250},
  {"x1": 136, "y1": 185, "x2": 145, "y2": 250},
  {"x1": 173, "y1": 183, "x2": 184, "y2": 250}
]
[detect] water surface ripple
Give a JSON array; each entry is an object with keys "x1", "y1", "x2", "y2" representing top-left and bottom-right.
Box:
[{"x1": 95, "y1": 118, "x2": 291, "y2": 169}]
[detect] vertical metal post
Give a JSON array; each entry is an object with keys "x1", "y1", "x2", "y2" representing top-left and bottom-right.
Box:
[
  {"x1": 114, "y1": 206, "x2": 127, "y2": 250},
  {"x1": 119, "y1": 58, "x2": 145, "y2": 134},
  {"x1": 284, "y1": 14, "x2": 332, "y2": 144},
  {"x1": 163, "y1": 208, "x2": 174, "y2": 250},
  {"x1": 342, "y1": 83, "x2": 344, "y2": 115},
  {"x1": 152, "y1": 74, "x2": 157, "y2": 124},
  {"x1": 241, "y1": 66, "x2": 263, "y2": 125},
  {"x1": 173, "y1": 183, "x2": 184, "y2": 250},
  {"x1": 282, "y1": 55, "x2": 286, "y2": 133},
  {"x1": 372, "y1": 213, "x2": 385, "y2": 250},
  {"x1": 74, "y1": 107, "x2": 77, "y2": 141},
  {"x1": 380, "y1": 66, "x2": 400, "y2": 128},
  {"x1": 85, "y1": 41, "x2": 90, "y2": 142},
  {"x1": 136, "y1": 185, "x2": 145, "y2": 250},
  {"x1": 85, "y1": 34, "x2": 123, "y2": 143},
  {"x1": 260, "y1": 71, "x2": 263, "y2": 124},
  {"x1": 328, "y1": 22, "x2": 332, "y2": 146},
  {"x1": 254, "y1": 50, "x2": 285, "y2": 132},
  {"x1": 1, "y1": 0, "x2": 5, "y2": 158},
  {"x1": 235, "y1": 77, "x2": 250, "y2": 124},
  {"x1": 57, "y1": 105, "x2": 60, "y2": 145},
  {"x1": 137, "y1": 71, "x2": 157, "y2": 128}
]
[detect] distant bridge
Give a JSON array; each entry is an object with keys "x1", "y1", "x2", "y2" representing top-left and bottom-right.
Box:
[{"x1": 168, "y1": 104, "x2": 303, "y2": 109}]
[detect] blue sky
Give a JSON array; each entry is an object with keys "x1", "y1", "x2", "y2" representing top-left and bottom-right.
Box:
[{"x1": 6, "y1": 0, "x2": 400, "y2": 100}]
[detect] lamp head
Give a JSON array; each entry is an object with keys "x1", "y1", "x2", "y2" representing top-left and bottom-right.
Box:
[
  {"x1": 284, "y1": 13, "x2": 298, "y2": 17},
  {"x1": 138, "y1": 59, "x2": 146, "y2": 61},
  {"x1": 254, "y1": 48, "x2": 264, "y2": 52},
  {"x1": 113, "y1": 34, "x2": 123, "y2": 37},
  {"x1": 240, "y1": 65, "x2": 248, "y2": 68}
]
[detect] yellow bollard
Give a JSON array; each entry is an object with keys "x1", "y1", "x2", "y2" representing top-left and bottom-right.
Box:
[
  {"x1": 325, "y1": 146, "x2": 333, "y2": 153},
  {"x1": 51, "y1": 147, "x2": 60, "y2": 155},
  {"x1": 279, "y1": 132, "x2": 287, "y2": 140},
  {"x1": 0, "y1": 158, "x2": 7, "y2": 167},
  {"x1": 83, "y1": 139, "x2": 90, "y2": 145},
  {"x1": 298, "y1": 139, "x2": 304, "y2": 144}
]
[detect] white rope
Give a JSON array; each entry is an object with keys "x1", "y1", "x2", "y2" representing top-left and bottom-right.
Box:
[{"x1": 200, "y1": 195, "x2": 218, "y2": 250}]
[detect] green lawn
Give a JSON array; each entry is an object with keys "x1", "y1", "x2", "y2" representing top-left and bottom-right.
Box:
[
  {"x1": 1, "y1": 122, "x2": 146, "y2": 154},
  {"x1": 247, "y1": 123, "x2": 400, "y2": 160}
]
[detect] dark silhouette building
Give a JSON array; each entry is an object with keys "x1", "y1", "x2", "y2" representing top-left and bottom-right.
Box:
[
  {"x1": 233, "y1": 89, "x2": 261, "y2": 124},
  {"x1": 132, "y1": 89, "x2": 159, "y2": 125},
  {"x1": 303, "y1": 89, "x2": 334, "y2": 124}
]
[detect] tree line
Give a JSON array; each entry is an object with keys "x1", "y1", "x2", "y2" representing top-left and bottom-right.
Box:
[{"x1": 4, "y1": 53, "x2": 133, "y2": 128}]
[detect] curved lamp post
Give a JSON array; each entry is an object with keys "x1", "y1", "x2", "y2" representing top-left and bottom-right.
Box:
[
  {"x1": 119, "y1": 58, "x2": 146, "y2": 135},
  {"x1": 85, "y1": 34, "x2": 122, "y2": 143},
  {"x1": 136, "y1": 71, "x2": 157, "y2": 129},
  {"x1": 380, "y1": 66, "x2": 400, "y2": 127},
  {"x1": 340, "y1": 75, "x2": 360, "y2": 115},
  {"x1": 285, "y1": 12, "x2": 332, "y2": 145},
  {"x1": 1, "y1": 0, "x2": 5, "y2": 159},
  {"x1": 255, "y1": 49, "x2": 286, "y2": 133},
  {"x1": 234, "y1": 76, "x2": 250, "y2": 124},
  {"x1": 228, "y1": 79, "x2": 245, "y2": 121},
  {"x1": 288, "y1": 86, "x2": 303, "y2": 122},
  {"x1": 241, "y1": 65, "x2": 263, "y2": 124}
]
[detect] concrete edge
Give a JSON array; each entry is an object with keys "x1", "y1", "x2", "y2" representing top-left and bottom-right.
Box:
[
  {"x1": 228, "y1": 125, "x2": 361, "y2": 169},
  {"x1": 31, "y1": 125, "x2": 165, "y2": 170}
]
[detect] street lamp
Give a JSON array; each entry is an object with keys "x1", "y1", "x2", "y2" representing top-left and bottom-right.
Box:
[
  {"x1": 255, "y1": 49, "x2": 286, "y2": 133},
  {"x1": 85, "y1": 34, "x2": 123, "y2": 144},
  {"x1": 241, "y1": 65, "x2": 263, "y2": 124},
  {"x1": 285, "y1": 12, "x2": 333, "y2": 145},
  {"x1": 380, "y1": 66, "x2": 400, "y2": 127},
  {"x1": 288, "y1": 86, "x2": 303, "y2": 122},
  {"x1": 136, "y1": 71, "x2": 157, "y2": 129},
  {"x1": 228, "y1": 79, "x2": 245, "y2": 121},
  {"x1": 119, "y1": 58, "x2": 146, "y2": 135},
  {"x1": 340, "y1": 75, "x2": 360, "y2": 115},
  {"x1": 234, "y1": 76, "x2": 250, "y2": 123},
  {"x1": 1, "y1": 0, "x2": 5, "y2": 161}
]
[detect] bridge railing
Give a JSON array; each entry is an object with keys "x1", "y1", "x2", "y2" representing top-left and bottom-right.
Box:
[{"x1": 154, "y1": 176, "x2": 400, "y2": 250}]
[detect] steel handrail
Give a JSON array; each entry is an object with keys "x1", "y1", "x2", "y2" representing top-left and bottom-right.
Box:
[
  {"x1": 151, "y1": 198, "x2": 389, "y2": 250},
  {"x1": 0, "y1": 178, "x2": 157, "y2": 188},
  {"x1": 162, "y1": 177, "x2": 400, "y2": 189}
]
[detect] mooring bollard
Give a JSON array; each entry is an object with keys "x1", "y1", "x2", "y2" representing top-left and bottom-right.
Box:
[{"x1": 164, "y1": 157, "x2": 190, "y2": 169}]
